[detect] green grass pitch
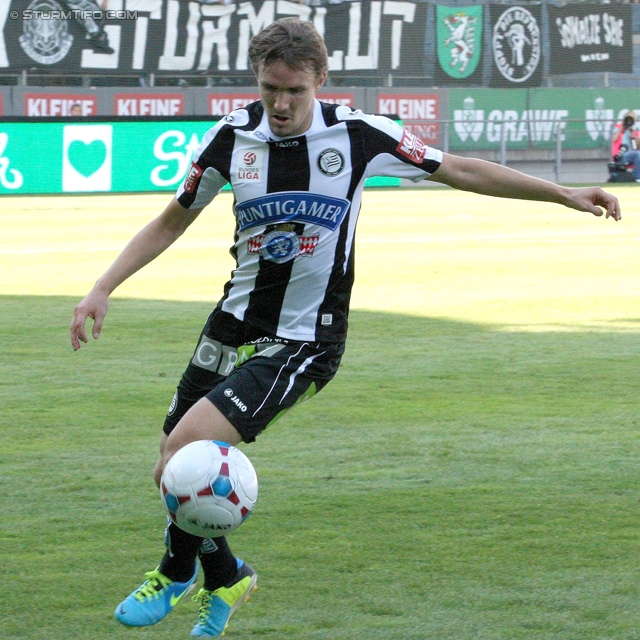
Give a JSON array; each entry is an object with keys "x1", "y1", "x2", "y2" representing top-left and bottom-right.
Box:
[{"x1": 1, "y1": 186, "x2": 639, "y2": 639}]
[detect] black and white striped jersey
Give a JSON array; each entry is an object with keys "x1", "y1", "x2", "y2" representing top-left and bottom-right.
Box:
[{"x1": 176, "y1": 100, "x2": 443, "y2": 343}]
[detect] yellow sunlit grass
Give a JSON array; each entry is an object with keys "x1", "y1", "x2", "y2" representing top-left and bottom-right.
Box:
[{"x1": 1, "y1": 186, "x2": 638, "y2": 331}]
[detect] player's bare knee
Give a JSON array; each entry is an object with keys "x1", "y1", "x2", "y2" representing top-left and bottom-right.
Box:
[{"x1": 176, "y1": 398, "x2": 243, "y2": 447}]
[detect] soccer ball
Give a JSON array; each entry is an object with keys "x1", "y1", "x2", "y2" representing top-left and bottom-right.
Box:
[{"x1": 160, "y1": 440, "x2": 258, "y2": 538}]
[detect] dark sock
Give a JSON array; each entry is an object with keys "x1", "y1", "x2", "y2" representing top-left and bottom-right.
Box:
[
  {"x1": 199, "y1": 536, "x2": 239, "y2": 591},
  {"x1": 158, "y1": 521, "x2": 202, "y2": 582}
]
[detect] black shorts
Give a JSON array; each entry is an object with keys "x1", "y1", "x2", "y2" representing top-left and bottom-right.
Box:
[{"x1": 163, "y1": 308, "x2": 344, "y2": 442}]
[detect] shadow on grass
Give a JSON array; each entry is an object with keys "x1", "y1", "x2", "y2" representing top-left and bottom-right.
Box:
[{"x1": 1, "y1": 293, "x2": 639, "y2": 458}]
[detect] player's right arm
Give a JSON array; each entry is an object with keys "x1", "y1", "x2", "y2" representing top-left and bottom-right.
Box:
[{"x1": 70, "y1": 197, "x2": 203, "y2": 351}]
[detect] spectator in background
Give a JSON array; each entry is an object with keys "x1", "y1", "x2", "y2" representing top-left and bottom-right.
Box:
[
  {"x1": 70, "y1": 103, "x2": 83, "y2": 116},
  {"x1": 611, "y1": 110, "x2": 640, "y2": 182}
]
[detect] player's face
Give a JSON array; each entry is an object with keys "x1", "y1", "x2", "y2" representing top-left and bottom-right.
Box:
[{"x1": 257, "y1": 59, "x2": 326, "y2": 138}]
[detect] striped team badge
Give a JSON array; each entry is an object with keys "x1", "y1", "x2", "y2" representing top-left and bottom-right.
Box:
[
  {"x1": 248, "y1": 227, "x2": 319, "y2": 264},
  {"x1": 317, "y1": 148, "x2": 345, "y2": 176}
]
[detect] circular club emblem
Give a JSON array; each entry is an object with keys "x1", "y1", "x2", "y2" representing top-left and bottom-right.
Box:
[
  {"x1": 19, "y1": 0, "x2": 74, "y2": 65},
  {"x1": 260, "y1": 231, "x2": 301, "y2": 264},
  {"x1": 492, "y1": 7, "x2": 540, "y2": 83},
  {"x1": 317, "y1": 148, "x2": 345, "y2": 176},
  {"x1": 243, "y1": 151, "x2": 257, "y2": 165}
]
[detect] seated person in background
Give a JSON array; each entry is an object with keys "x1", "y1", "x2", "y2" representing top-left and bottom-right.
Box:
[{"x1": 611, "y1": 110, "x2": 640, "y2": 182}]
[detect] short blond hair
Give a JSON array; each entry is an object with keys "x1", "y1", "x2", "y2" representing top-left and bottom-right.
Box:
[{"x1": 248, "y1": 17, "x2": 328, "y2": 78}]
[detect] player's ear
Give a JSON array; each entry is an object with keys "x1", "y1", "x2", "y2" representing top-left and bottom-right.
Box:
[{"x1": 315, "y1": 71, "x2": 327, "y2": 92}]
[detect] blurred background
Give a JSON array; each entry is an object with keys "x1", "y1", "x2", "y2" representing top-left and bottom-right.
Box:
[{"x1": 1, "y1": 0, "x2": 640, "y2": 187}]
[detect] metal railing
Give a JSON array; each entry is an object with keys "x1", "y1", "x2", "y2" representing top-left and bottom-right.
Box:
[{"x1": 436, "y1": 118, "x2": 612, "y2": 184}]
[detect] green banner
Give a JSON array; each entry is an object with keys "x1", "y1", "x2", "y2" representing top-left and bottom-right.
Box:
[
  {"x1": 436, "y1": 5, "x2": 483, "y2": 80},
  {"x1": 448, "y1": 88, "x2": 640, "y2": 151},
  {"x1": 0, "y1": 121, "x2": 213, "y2": 195},
  {"x1": 449, "y1": 89, "x2": 527, "y2": 149},
  {"x1": 0, "y1": 120, "x2": 399, "y2": 195}
]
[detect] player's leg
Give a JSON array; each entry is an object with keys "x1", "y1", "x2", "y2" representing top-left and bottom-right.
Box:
[
  {"x1": 152, "y1": 402, "x2": 243, "y2": 617},
  {"x1": 191, "y1": 540, "x2": 257, "y2": 638},
  {"x1": 115, "y1": 335, "x2": 235, "y2": 628},
  {"x1": 153, "y1": 399, "x2": 242, "y2": 486},
  {"x1": 130, "y1": 367, "x2": 265, "y2": 635},
  {"x1": 113, "y1": 514, "x2": 201, "y2": 628},
  {"x1": 115, "y1": 307, "x2": 343, "y2": 632},
  {"x1": 184, "y1": 339, "x2": 345, "y2": 637}
]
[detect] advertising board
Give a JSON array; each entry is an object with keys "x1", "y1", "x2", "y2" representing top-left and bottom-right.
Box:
[{"x1": 0, "y1": 118, "x2": 399, "y2": 194}]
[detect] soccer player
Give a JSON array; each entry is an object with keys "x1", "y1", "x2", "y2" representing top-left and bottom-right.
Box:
[{"x1": 69, "y1": 17, "x2": 621, "y2": 639}]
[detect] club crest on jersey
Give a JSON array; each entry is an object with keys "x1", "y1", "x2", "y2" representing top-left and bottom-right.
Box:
[
  {"x1": 396, "y1": 129, "x2": 427, "y2": 164},
  {"x1": 183, "y1": 162, "x2": 203, "y2": 194},
  {"x1": 235, "y1": 192, "x2": 350, "y2": 232},
  {"x1": 236, "y1": 148, "x2": 264, "y2": 182},
  {"x1": 317, "y1": 148, "x2": 345, "y2": 176},
  {"x1": 248, "y1": 226, "x2": 319, "y2": 264}
]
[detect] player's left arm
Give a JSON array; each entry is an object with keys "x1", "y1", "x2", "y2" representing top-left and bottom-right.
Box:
[{"x1": 427, "y1": 153, "x2": 621, "y2": 221}]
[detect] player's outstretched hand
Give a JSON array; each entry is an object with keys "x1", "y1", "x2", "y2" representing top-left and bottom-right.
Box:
[
  {"x1": 564, "y1": 186, "x2": 621, "y2": 221},
  {"x1": 70, "y1": 287, "x2": 109, "y2": 351}
]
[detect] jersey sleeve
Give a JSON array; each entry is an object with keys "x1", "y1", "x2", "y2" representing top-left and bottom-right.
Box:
[
  {"x1": 339, "y1": 109, "x2": 443, "y2": 182},
  {"x1": 176, "y1": 119, "x2": 233, "y2": 210}
]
